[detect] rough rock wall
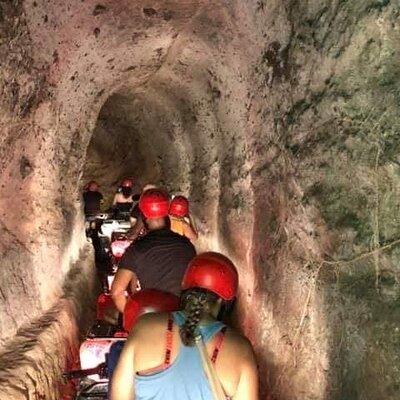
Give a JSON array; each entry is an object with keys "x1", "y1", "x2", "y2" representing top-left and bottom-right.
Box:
[
  {"x1": 245, "y1": 1, "x2": 400, "y2": 399},
  {"x1": 1, "y1": 0, "x2": 399, "y2": 399},
  {"x1": 0, "y1": 0, "x2": 89, "y2": 347},
  {"x1": 0, "y1": 247, "x2": 98, "y2": 400}
]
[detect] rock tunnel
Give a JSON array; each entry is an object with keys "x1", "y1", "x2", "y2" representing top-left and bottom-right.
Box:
[{"x1": 1, "y1": 1, "x2": 400, "y2": 399}]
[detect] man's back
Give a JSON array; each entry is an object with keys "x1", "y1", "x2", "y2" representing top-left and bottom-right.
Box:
[
  {"x1": 83, "y1": 190, "x2": 103, "y2": 215},
  {"x1": 119, "y1": 228, "x2": 196, "y2": 295}
]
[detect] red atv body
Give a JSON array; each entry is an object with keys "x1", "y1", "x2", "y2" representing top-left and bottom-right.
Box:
[{"x1": 66, "y1": 270, "x2": 179, "y2": 400}]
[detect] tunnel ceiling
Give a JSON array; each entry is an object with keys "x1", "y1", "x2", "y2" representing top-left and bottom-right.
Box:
[{"x1": 1, "y1": 1, "x2": 400, "y2": 399}]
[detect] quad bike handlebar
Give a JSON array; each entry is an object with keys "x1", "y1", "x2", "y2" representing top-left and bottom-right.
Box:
[
  {"x1": 85, "y1": 213, "x2": 112, "y2": 222},
  {"x1": 63, "y1": 363, "x2": 106, "y2": 380}
]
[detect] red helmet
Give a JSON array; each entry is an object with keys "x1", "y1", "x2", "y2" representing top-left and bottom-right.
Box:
[
  {"x1": 139, "y1": 189, "x2": 170, "y2": 219},
  {"x1": 169, "y1": 195, "x2": 189, "y2": 217},
  {"x1": 121, "y1": 178, "x2": 134, "y2": 188},
  {"x1": 182, "y1": 252, "x2": 238, "y2": 301},
  {"x1": 123, "y1": 289, "x2": 180, "y2": 331},
  {"x1": 86, "y1": 181, "x2": 99, "y2": 191}
]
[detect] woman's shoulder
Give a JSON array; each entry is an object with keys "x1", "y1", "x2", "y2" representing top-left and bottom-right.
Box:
[
  {"x1": 223, "y1": 328, "x2": 256, "y2": 360},
  {"x1": 131, "y1": 312, "x2": 170, "y2": 335}
]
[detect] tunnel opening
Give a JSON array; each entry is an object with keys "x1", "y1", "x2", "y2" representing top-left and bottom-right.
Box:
[{"x1": 83, "y1": 91, "x2": 155, "y2": 203}]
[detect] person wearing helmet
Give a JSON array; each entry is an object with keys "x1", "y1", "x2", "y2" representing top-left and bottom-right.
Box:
[
  {"x1": 83, "y1": 180, "x2": 103, "y2": 217},
  {"x1": 110, "y1": 189, "x2": 196, "y2": 313},
  {"x1": 127, "y1": 184, "x2": 158, "y2": 241},
  {"x1": 110, "y1": 252, "x2": 259, "y2": 400},
  {"x1": 169, "y1": 195, "x2": 198, "y2": 241},
  {"x1": 112, "y1": 178, "x2": 139, "y2": 217},
  {"x1": 83, "y1": 181, "x2": 109, "y2": 283}
]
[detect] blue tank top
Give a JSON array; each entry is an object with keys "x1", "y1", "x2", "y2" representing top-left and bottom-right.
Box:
[{"x1": 135, "y1": 311, "x2": 226, "y2": 400}]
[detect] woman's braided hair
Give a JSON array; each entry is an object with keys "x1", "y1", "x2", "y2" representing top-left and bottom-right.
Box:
[{"x1": 179, "y1": 289, "x2": 219, "y2": 346}]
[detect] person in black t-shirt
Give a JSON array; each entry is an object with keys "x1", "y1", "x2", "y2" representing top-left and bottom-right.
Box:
[
  {"x1": 83, "y1": 181, "x2": 103, "y2": 217},
  {"x1": 83, "y1": 181, "x2": 109, "y2": 287},
  {"x1": 111, "y1": 189, "x2": 196, "y2": 313}
]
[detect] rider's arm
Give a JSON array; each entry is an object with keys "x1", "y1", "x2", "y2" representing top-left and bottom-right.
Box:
[
  {"x1": 233, "y1": 342, "x2": 259, "y2": 400},
  {"x1": 187, "y1": 214, "x2": 198, "y2": 239},
  {"x1": 112, "y1": 192, "x2": 120, "y2": 205},
  {"x1": 127, "y1": 217, "x2": 144, "y2": 241},
  {"x1": 99, "y1": 194, "x2": 104, "y2": 212},
  {"x1": 111, "y1": 269, "x2": 137, "y2": 312},
  {"x1": 109, "y1": 336, "x2": 136, "y2": 400},
  {"x1": 183, "y1": 221, "x2": 198, "y2": 241}
]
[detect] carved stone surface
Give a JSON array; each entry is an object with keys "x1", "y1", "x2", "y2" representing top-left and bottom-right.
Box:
[{"x1": 0, "y1": 1, "x2": 399, "y2": 398}]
